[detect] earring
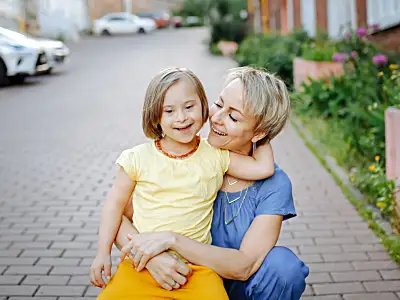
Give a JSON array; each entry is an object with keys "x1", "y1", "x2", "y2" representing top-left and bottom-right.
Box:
[{"x1": 252, "y1": 142, "x2": 256, "y2": 155}]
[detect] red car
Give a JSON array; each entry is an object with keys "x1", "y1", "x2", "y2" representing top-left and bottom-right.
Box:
[{"x1": 136, "y1": 12, "x2": 169, "y2": 29}]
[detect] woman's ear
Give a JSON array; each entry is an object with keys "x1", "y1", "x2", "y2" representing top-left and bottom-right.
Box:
[{"x1": 251, "y1": 132, "x2": 267, "y2": 144}]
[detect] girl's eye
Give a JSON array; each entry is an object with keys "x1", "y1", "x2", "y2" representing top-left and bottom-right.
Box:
[
  {"x1": 185, "y1": 105, "x2": 193, "y2": 110},
  {"x1": 165, "y1": 110, "x2": 173, "y2": 114},
  {"x1": 229, "y1": 114, "x2": 238, "y2": 122},
  {"x1": 214, "y1": 102, "x2": 222, "y2": 108}
]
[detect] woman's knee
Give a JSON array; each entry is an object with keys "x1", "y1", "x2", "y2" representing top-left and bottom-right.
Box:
[
  {"x1": 264, "y1": 246, "x2": 309, "y2": 290},
  {"x1": 245, "y1": 246, "x2": 309, "y2": 300}
]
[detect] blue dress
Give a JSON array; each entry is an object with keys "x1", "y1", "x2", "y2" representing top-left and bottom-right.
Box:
[{"x1": 211, "y1": 165, "x2": 309, "y2": 300}]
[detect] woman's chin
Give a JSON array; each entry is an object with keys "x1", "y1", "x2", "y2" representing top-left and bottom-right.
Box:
[{"x1": 207, "y1": 132, "x2": 228, "y2": 149}]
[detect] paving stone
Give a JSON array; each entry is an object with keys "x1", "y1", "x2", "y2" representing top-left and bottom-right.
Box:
[
  {"x1": 379, "y1": 270, "x2": 400, "y2": 280},
  {"x1": 330, "y1": 271, "x2": 382, "y2": 282},
  {"x1": 35, "y1": 285, "x2": 86, "y2": 296},
  {"x1": 343, "y1": 293, "x2": 399, "y2": 300},
  {"x1": 22, "y1": 275, "x2": 70, "y2": 285},
  {"x1": 322, "y1": 253, "x2": 369, "y2": 262},
  {"x1": 0, "y1": 275, "x2": 24, "y2": 284},
  {"x1": 5, "y1": 266, "x2": 51, "y2": 275},
  {"x1": 363, "y1": 281, "x2": 400, "y2": 292},
  {"x1": 20, "y1": 250, "x2": 63, "y2": 257},
  {"x1": 84, "y1": 286, "x2": 101, "y2": 297},
  {"x1": 302, "y1": 297, "x2": 342, "y2": 300},
  {"x1": 0, "y1": 285, "x2": 37, "y2": 296},
  {"x1": 306, "y1": 272, "x2": 332, "y2": 284},
  {"x1": 352, "y1": 261, "x2": 399, "y2": 271},
  {"x1": 308, "y1": 262, "x2": 354, "y2": 273},
  {"x1": 313, "y1": 282, "x2": 365, "y2": 295},
  {"x1": 36, "y1": 258, "x2": 81, "y2": 266}
]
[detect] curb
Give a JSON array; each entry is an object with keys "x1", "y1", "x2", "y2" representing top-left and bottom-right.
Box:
[{"x1": 291, "y1": 116, "x2": 394, "y2": 236}]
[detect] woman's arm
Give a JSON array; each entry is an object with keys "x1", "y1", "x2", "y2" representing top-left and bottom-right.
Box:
[
  {"x1": 114, "y1": 203, "x2": 192, "y2": 291},
  {"x1": 228, "y1": 143, "x2": 275, "y2": 180},
  {"x1": 171, "y1": 214, "x2": 283, "y2": 280}
]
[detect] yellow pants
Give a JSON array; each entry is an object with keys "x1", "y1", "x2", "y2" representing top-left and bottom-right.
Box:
[{"x1": 97, "y1": 260, "x2": 228, "y2": 300}]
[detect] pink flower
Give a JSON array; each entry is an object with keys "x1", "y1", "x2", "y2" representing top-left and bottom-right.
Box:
[
  {"x1": 370, "y1": 24, "x2": 379, "y2": 31},
  {"x1": 357, "y1": 27, "x2": 367, "y2": 37},
  {"x1": 332, "y1": 53, "x2": 348, "y2": 63},
  {"x1": 345, "y1": 32, "x2": 351, "y2": 40},
  {"x1": 350, "y1": 51, "x2": 358, "y2": 58},
  {"x1": 372, "y1": 54, "x2": 388, "y2": 66}
]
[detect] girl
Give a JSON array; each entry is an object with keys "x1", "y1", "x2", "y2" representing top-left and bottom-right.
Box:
[{"x1": 90, "y1": 67, "x2": 275, "y2": 299}]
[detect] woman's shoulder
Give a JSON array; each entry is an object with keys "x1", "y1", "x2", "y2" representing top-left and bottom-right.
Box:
[{"x1": 255, "y1": 164, "x2": 292, "y2": 196}]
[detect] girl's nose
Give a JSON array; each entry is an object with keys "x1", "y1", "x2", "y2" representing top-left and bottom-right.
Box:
[{"x1": 176, "y1": 109, "x2": 187, "y2": 122}]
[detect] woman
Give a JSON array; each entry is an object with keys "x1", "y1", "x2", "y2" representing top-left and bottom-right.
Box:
[{"x1": 100, "y1": 66, "x2": 309, "y2": 299}]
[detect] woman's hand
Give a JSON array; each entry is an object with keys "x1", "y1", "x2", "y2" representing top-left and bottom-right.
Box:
[
  {"x1": 145, "y1": 252, "x2": 192, "y2": 290},
  {"x1": 120, "y1": 232, "x2": 176, "y2": 271}
]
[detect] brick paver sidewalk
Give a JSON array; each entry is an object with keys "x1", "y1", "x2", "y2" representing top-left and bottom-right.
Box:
[
  {"x1": 0, "y1": 28, "x2": 399, "y2": 300},
  {"x1": 274, "y1": 125, "x2": 400, "y2": 299}
]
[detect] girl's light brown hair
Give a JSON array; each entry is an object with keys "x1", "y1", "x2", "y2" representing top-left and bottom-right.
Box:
[{"x1": 142, "y1": 67, "x2": 209, "y2": 139}]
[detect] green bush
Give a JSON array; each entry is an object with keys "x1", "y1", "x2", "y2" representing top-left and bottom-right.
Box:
[
  {"x1": 301, "y1": 42, "x2": 337, "y2": 62},
  {"x1": 294, "y1": 28, "x2": 400, "y2": 217},
  {"x1": 208, "y1": 0, "x2": 248, "y2": 45},
  {"x1": 235, "y1": 29, "x2": 310, "y2": 88}
]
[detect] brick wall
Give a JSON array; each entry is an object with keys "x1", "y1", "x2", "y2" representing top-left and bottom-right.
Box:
[
  {"x1": 132, "y1": 0, "x2": 184, "y2": 13},
  {"x1": 90, "y1": 0, "x2": 123, "y2": 19},
  {"x1": 369, "y1": 25, "x2": 400, "y2": 52}
]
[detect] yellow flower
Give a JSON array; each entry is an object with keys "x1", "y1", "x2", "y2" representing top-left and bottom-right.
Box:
[
  {"x1": 376, "y1": 202, "x2": 386, "y2": 208},
  {"x1": 369, "y1": 165, "x2": 375, "y2": 172},
  {"x1": 378, "y1": 71, "x2": 384, "y2": 77},
  {"x1": 375, "y1": 156, "x2": 380, "y2": 161},
  {"x1": 389, "y1": 64, "x2": 398, "y2": 70},
  {"x1": 350, "y1": 177, "x2": 355, "y2": 183}
]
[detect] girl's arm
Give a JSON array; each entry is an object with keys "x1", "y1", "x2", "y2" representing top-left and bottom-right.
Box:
[
  {"x1": 227, "y1": 143, "x2": 275, "y2": 180},
  {"x1": 170, "y1": 214, "x2": 282, "y2": 280},
  {"x1": 90, "y1": 167, "x2": 135, "y2": 288},
  {"x1": 97, "y1": 167, "x2": 136, "y2": 256}
]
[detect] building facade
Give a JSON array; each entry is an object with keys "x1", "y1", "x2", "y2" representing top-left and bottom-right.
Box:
[{"x1": 249, "y1": 0, "x2": 400, "y2": 50}]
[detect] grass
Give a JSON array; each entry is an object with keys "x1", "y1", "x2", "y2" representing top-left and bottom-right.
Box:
[{"x1": 291, "y1": 112, "x2": 400, "y2": 265}]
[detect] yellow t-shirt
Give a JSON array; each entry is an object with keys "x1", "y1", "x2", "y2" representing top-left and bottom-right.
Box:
[{"x1": 116, "y1": 138, "x2": 230, "y2": 244}]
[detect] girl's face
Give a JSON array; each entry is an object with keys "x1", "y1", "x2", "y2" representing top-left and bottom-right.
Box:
[
  {"x1": 208, "y1": 78, "x2": 259, "y2": 154},
  {"x1": 159, "y1": 79, "x2": 204, "y2": 145}
]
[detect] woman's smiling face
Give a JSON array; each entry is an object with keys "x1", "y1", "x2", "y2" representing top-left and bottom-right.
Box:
[{"x1": 207, "y1": 78, "x2": 260, "y2": 154}]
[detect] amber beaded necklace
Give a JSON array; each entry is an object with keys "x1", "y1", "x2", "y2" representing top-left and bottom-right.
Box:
[{"x1": 155, "y1": 135, "x2": 200, "y2": 159}]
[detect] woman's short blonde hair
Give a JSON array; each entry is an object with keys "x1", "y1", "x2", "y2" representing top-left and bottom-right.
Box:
[
  {"x1": 142, "y1": 67, "x2": 209, "y2": 139},
  {"x1": 223, "y1": 66, "x2": 291, "y2": 143}
]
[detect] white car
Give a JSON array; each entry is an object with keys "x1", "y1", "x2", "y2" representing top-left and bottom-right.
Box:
[
  {"x1": 0, "y1": 35, "x2": 48, "y2": 86},
  {"x1": 93, "y1": 12, "x2": 157, "y2": 36},
  {"x1": 0, "y1": 27, "x2": 69, "y2": 74}
]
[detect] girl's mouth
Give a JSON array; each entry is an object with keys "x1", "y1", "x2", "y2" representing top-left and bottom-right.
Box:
[{"x1": 175, "y1": 124, "x2": 193, "y2": 131}]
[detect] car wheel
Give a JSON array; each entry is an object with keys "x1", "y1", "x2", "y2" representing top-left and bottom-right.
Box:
[
  {"x1": 0, "y1": 58, "x2": 10, "y2": 87},
  {"x1": 44, "y1": 67, "x2": 53, "y2": 75},
  {"x1": 101, "y1": 29, "x2": 111, "y2": 36},
  {"x1": 9, "y1": 75, "x2": 27, "y2": 85},
  {"x1": 138, "y1": 28, "x2": 146, "y2": 34}
]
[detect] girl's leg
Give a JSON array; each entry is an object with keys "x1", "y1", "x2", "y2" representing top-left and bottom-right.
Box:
[
  {"x1": 97, "y1": 260, "x2": 172, "y2": 300},
  {"x1": 244, "y1": 246, "x2": 309, "y2": 300},
  {"x1": 175, "y1": 265, "x2": 229, "y2": 300},
  {"x1": 97, "y1": 261, "x2": 228, "y2": 300}
]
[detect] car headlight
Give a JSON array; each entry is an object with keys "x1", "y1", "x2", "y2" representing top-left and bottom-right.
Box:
[{"x1": 3, "y1": 42, "x2": 26, "y2": 51}]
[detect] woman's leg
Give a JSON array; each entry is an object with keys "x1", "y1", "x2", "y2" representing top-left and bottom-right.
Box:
[
  {"x1": 244, "y1": 246, "x2": 309, "y2": 300},
  {"x1": 226, "y1": 246, "x2": 309, "y2": 300}
]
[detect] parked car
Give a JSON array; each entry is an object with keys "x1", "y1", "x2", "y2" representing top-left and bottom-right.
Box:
[
  {"x1": 170, "y1": 16, "x2": 183, "y2": 28},
  {"x1": 136, "y1": 12, "x2": 170, "y2": 29},
  {"x1": 0, "y1": 35, "x2": 48, "y2": 86},
  {"x1": 0, "y1": 27, "x2": 69, "y2": 75},
  {"x1": 93, "y1": 13, "x2": 157, "y2": 36}
]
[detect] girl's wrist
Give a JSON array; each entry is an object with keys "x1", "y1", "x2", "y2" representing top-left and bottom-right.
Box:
[{"x1": 167, "y1": 232, "x2": 178, "y2": 250}]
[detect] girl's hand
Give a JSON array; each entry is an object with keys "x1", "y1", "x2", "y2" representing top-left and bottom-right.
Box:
[
  {"x1": 146, "y1": 252, "x2": 192, "y2": 290},
  {"x1": 120, "y1": 232, "x2": 175, "y2": 271},
  {"x1": 90, "y1": 253, "x2": 112, "y2": 288}
]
